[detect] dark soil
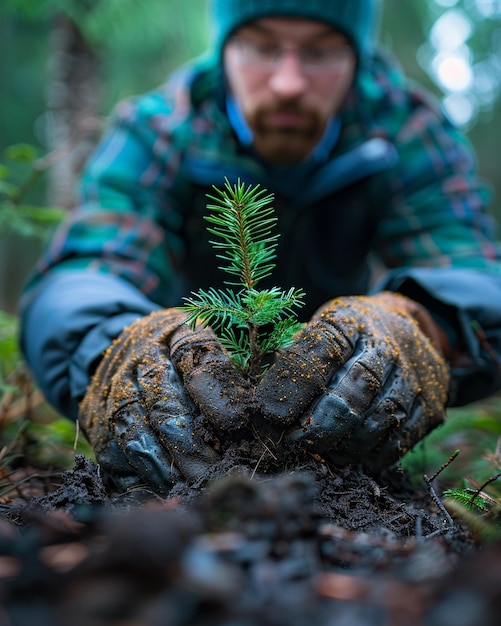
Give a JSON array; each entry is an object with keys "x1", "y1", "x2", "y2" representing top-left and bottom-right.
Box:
[
  {"x1": 2, "y1": 439, "x2": 498, "y2": 626},
  {"x1": 0, "y1": 349, "x2": 497, "y2": 626}
]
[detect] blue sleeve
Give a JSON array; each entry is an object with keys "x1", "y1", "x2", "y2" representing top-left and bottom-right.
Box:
[
  {"x1": 19, "y1": 271, "x2": 161, "y2": 420},
  {"x1": 374, "y1": 266, "x2": 501, "y2": 406}
]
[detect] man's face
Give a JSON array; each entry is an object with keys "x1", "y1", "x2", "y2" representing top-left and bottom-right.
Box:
[{"x1": 223, "y1": 17, "x2": 357, "y2": 164}]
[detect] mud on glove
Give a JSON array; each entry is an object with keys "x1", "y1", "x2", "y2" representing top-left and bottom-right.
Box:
[
  {"x1": 79, "y1": 309, "x2": 252, "y2": 495},
  {"x1": 256, "y1": 293, "x2": 450, "y2": 472}
]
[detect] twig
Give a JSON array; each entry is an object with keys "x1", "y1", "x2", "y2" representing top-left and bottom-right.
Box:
[
  {"x1": 250, "y1": 449, "x2": 268, "y2": 480},
  {"x1": 427, "y1": 449, "x2": 460, "y2": 483},
  {"x1": 74, "y1": 420, "x2": 80, "y2": 451},
  {"x1": 423, "y1": 472, "x2": 455, "y2": 529},
  {"x1": 415, "y1": 514, "x2": 423, "y2": 543},
  {"x1": 251, "y1": 423, "x2": 279, "y2": 461},
  {"x1": 0, "y1": 471, "x2": 64, "y2": 500},
  {"x1": 417, "y1": 451, "x2": 461, "y2": 535},
  {"x1": 423, "y1": 527, "x2": 453, "y2": 540},
  {"x1": 469, "y1": 472, "x2": 501, "y2": 507}
]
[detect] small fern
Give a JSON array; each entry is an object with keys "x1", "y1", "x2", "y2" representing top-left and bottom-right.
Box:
[{"x1": 180, "y1": 178, "x2": 305, "y2": 381}]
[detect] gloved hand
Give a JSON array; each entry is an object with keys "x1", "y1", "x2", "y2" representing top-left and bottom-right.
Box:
[
  {"x1": 79, "y1": 309, "x2": 252, "y2": 495},
  {"x1": 256, "y1": 293, "x2": 450, "y2": 472}
]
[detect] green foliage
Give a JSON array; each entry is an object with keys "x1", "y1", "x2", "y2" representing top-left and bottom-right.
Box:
[
  {"x1": 0, "y1": 144, "x2": 64, "y2": 241},
  {"x1": 0, "y1": 313, "x2": 93, "y2": 479},
  {"x1": 205, "y1": 182, "x2": 279, "y2": 288},
  {"x1": 0, "y1": 139, "x2": 87, "y2": 477},
  {"x1": 405, "y1": 409, "x2": 501, "y2": 540},
  {"x1": 442, "y1": 473, "x2": 501, "y2": 541},
  {"x1": 402, "y1": 399, "x2": 501, "y2": 489},
  {"x1": 2, "y1": 1, "x2": 209, "y2": 113},
  {"x1": 443, "y1": 486, "x2": 490, "y2": 512},
  {"x1": 26, "y1": 416, "x2": 94, "y2": 468},
  {"x1": 447, "y1": 503, "x2": 501, "y2": 542},
  {"x1": 0, "y1": 311, "x2": 94, "y2": 480},
  {"x1": 3, "y1": 0, "x2": 209, "y2": 53},
  {"x1": 0, "y1": 311, "x2": 21, "y2": 395},
  {"x1": 181, "y1": 179, "x2": 305, "y2": 379},
  {"x1": 4, "y1": 143, "x2": 38, "y2": 162}
]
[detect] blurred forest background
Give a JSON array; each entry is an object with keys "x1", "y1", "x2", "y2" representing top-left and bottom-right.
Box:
[
  {"x1": 2, "y1": 0, "x2": 501, "y2": 311},
  {"x1": 1, "y1": 0, "x2": 501, "y2": 496}
]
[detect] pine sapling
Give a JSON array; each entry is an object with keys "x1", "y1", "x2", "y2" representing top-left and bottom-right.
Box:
[{"x1": 180, "y1": 179, "x2": 305, "y2": 382}]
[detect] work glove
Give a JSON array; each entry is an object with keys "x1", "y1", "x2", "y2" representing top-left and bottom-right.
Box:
[
  {"x1": 79, "y1": 309, "x2": 252, "y2": 495},
  {"x1": 256, "y1": 292, "x2": 450, "y2": 472}
]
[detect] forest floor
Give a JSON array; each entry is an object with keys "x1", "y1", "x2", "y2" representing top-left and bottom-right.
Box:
[{"x1": 0, "y1": 419, "x2": 500, "y2": 626}]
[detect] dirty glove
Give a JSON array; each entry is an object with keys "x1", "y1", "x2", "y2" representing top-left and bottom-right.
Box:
[
  {"x1": 79, "y1": 309, "x2": 252, "y2": 495},
  {"x1": 257, "y1": 293, "x2": 450, "y2": 472}
]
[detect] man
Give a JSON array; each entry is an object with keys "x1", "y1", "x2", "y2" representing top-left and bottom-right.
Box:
[{"x1": 20, "y1": 0, "x2": 501, "y2": 494}]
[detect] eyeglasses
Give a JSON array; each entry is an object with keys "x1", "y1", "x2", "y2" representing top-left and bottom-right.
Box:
[{"x1": 229, "y1": 37, "x2": 355, "y2": 74}]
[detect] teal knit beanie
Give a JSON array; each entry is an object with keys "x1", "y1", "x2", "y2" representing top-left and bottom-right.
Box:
[{"x1": 210, "y1": 0, "x2": 380, "y2": 59}]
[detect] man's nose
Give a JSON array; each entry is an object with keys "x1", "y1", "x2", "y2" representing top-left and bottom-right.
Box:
[{"x1": 268, "y1": 52, "x2": 309, "y2": 98}]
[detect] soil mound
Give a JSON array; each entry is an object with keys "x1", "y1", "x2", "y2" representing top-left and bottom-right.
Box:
[{"x1": 1, "y1": 453, "x2": 493, "y2": 626}]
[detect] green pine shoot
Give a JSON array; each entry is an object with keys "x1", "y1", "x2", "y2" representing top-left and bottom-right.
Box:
[
  {"x1": 443, "y1": 487, "x2": 490, "y2": 512},
  {"x1": 180, "y1": 179, "x2": 305, "y2": 381}
]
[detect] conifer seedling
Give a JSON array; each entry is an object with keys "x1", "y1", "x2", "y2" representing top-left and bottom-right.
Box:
[{"x1": 180, "y1": 179, "x2": 305, "y2": 382}]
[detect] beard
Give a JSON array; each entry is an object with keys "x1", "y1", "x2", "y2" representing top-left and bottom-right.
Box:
[{"x1": 248, "y1": 103, "x2": 326, "y2": 164}]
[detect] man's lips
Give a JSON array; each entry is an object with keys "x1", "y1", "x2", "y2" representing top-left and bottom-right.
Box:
[{"x1": 263, "y1": 111, "x2": 311, "y2": 128}]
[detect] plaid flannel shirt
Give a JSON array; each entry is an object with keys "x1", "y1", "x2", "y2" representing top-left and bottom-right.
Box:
[{"x1": 20, "y1": 52, "x2": 501, "y2": 417}]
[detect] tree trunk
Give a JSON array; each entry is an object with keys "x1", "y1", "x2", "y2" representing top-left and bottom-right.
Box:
[{"x1": 45, "y1": 14, "x2": 101, "y2": 210}]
